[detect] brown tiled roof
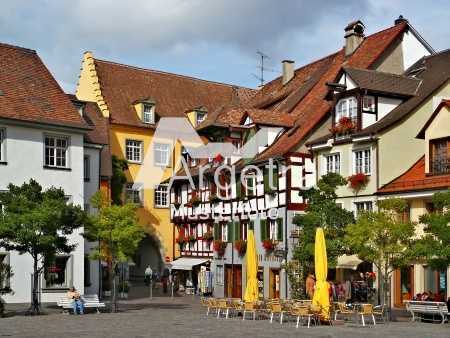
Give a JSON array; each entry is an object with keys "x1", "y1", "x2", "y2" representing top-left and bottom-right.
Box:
[
  {"x1": 254, "y1": 22, "x2": 411, "y2": 161},
  {"x1": 377, "y1": 156, "x2": 450, "y2": 194},
  {"x1": 343, "y1": 67, "x2": 421, "y2": 96},
  {"x1": 355, "y1": 49, "x2": 450, "y2": 137},
  {"x1": 0, "y1": 43, "x2": 88, "y2": 130},
  {"x1": 93, "y1": 58, "x2": 255, "y2": 128},
  {"x1": 244, "y1": 108, "x2": 294, "y2": 127}
]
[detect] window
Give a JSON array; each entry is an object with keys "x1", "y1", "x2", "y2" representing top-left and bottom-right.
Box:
[
  {"x1": 260, "y1": 218, "x2": 283, "y2": 241},
  {"x1": 221, "y1": 223, "x2": 228, "y2": 242},
  {"x1": 154, "y1": 143, "x2": 170, "y2": 167},
  {"x1": 354, "y1": 201, "x2": 373, "y2": 216},
  {"x1": 155, "y1": 185, "x2": 169, "y2": 208},
  {"x1": 84, "y1": 155, "x2": 90, "y2": 181},
  {"x1": 325, "y1": 153, "x2": 340, "y2": 174},
  {"x1": 126, "y1": 140, "x2": 142, "y2": 163},
  {"x1": 143, "y1": 103, "x2": 155, "y2": 124},
  {"x1": 245, "y1": 175, "x2": 256, "y2": 197},
  {"x1": 0, "y1": 129, "x2": 5, "y2": 162},
  {"x1": 84, "y1": 255, "x2": 91, "y2": 287},
  {"x1": 431, "y1": 138, "x2": 450, "y2": 175},
  {"x1": 336, "y1": 97, "x2": 358, "y2": 122},
  {"x1": 44, "y1": 135, "x2": 69, "y2": 168},
  {"x1": 43, "y1": 255, "x2": 72, "y2": 289},
  {"x1": 196, "y1": 111, "x2": 207, "y2": 126},
  {"x1": 353, "y1": 149, "x2": 371, "y2": 174},
  {"x1": 125, "y1": 183, "x2": 142, "y2": 205},
  {"x1": 216, "y1": 265, "x2": 224, "y2": 285},
  {"x1": 363, "y1": 95, "x2": 375, "y2": 112}
]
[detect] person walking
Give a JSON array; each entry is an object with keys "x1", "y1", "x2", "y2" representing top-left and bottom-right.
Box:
[{"x1": 144, "y1": 265, "x2": 152, "y2": 286}]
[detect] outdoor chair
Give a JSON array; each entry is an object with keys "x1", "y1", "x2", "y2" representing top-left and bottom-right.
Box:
[
  {"x1": 290, "y1": 305, "x2": 317, "y2": 328},
  {"x1": 357, "y1": 303, "x2": 376, "y2": 326},
  {"x1": 206, "y1": 298, "x2": 218, "y2": 316},
  {"x1": 334, "y1": 302, "x2": 355, "y2": 321},
  {"x1": 373, "y1": 305, "x2": 385, "y2": 323},
  {"x1": 269, "y1": 302, "x2": 286, "y2": 324},
  {"x1": 217, "y1": 299, "x2": 234, "y2": 319},
  {"x1": 242, "y1": 301, "x2": 257, "y2": 320}
]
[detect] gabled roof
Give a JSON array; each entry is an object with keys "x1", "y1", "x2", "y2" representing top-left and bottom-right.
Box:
[
  {"x1": 0, "y1": 43, "x2": 88, "y2": 130},
  {"x1": 377, "y1": 156, "x2": 450, "y2": 194},
  {"x1": 343, "y1": 67, "x2": 421, "y2": 97},
  {"x1": 89, "y1": 57, "x2": 256, "y2": 128},
  {"x1": 255, "y1": 22, "x2": 410, "y2": 162},
  {"x1": 417, "y1": 99, "x2": 450, "y2": 139}
]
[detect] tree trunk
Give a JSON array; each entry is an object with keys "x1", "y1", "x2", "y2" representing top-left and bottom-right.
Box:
[{"x1": 30, "y1": 256, "x2": 41, "y2": 315}]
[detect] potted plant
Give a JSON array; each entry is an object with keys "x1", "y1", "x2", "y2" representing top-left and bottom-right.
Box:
[
  {"x1": 203, "y1": 230, "x2": 214, "y2": 243},
  {"x1": 213, "y1": 240, "x2": 227, "y2": 257},
  {"x1": 209, "y1": 194, "x2": 221, "y2": 204},
  {"x1": 262, "y1": 239, "x2": 276, "y2": 254},
  {"x1": 234, "y1": 240, "x2": 247, "y2": 257},
  {"x1": 176, "y1": 236, "x2": 187, "y2": 250},
  {"x1": 119, "y1": 281, "x2": 129, "y2": 299},
  {"x1": 347, "y1": 173, "x2": 369, "y2": 193},
  {"x1": 330, "y1": 116, "x2": 356, "y2": 136},
  {"x1": 189, "y1": 196, "x2": 201, "y2": 208}
]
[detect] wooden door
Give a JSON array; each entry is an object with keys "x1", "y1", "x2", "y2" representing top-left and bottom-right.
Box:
[
  {"x1": 394, "y1": 266, "x2": 414, "y2": 307},
  {"x1": 269, "y1": 269, "x2": 280, "y2": 299},
  {"x1": 225, "y1": 265, "x2": 242, "y2": 298}
]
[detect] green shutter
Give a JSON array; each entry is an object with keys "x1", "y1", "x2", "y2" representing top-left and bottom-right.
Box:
[
  {"x1": 276, "y1": 218, "x2": 283, "y2": 241},
  {"x1": 247, "y1": 177, "x2": 254, "y2": 196},
  {"x1": 272, "y1": 166, "x2": 279, "y2": 190},
  {"x1": 263, "y1": 168, "x2": 269, "y2": 193},
  {"x1": 260, "y1": 219, "x2": 267, "y2": 241},
  {"x1": 234, "y1": 222, "x2": 240, "y2": 240},
  {"x1": 236, "y1": 175, "x2": 242, "y2": 198},
  {"x1": 213, "y1": 223, "x2": 219, "y2": 240},
  {"x1": 227, "y1": 221, "x2": 233, "y2": 242},
  {"x1": 249, "y1": 220, "x2": 254, "y2": 230}
]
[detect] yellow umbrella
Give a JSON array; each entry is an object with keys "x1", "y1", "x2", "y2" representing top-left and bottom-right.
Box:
[
  {"x1": 244, "y1": 229, "x2": 259, "y2": 302},
  {"x1": 312, "y1": 227, "x2": 330, "y2": 319}
]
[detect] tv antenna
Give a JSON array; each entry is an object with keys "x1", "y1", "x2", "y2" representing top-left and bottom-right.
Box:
[{"x1": 252, "y1": 50, "x2": 272, "y2": 87}]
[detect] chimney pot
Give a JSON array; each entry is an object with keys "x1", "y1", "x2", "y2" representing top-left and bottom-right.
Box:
[
  {"x1": 282, "y1": 60, "x2": 295, "y2": 85},
  {"x1": 344, "y1": 20, "x2": 365, "y2": 56},
  {"x1": 395, "y1": 15, "x2": 408, "y2": 25}
]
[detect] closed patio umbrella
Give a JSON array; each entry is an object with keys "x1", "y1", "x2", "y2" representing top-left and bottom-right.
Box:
[
  {"x1": 244, "y1": 229, "x2": 258, "y2": 302},
  {"x1": 312, "y1": 227, "x2": 330, "y2": 319}
]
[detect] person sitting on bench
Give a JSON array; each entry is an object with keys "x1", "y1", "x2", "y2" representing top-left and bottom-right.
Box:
[{"x1": 67, "y1": 287, "x2": 84, "y2": 315}]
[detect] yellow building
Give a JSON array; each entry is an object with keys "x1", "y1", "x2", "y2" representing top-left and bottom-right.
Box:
[{"x1": 75, "y1": 51, "x2": 251, "y2": 278}]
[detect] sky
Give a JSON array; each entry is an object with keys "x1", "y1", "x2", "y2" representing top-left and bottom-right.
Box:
[{"x1": 1, "y1": 0, "x2": 448, "y2": 92}]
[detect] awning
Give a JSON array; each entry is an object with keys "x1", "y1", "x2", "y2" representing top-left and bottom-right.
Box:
[
  {"x1": 336, "y1": 255, "x2": 362, "y2": 270},
  {"x1": 168, "y1": 258, "x2": 210, "y2": 271}
]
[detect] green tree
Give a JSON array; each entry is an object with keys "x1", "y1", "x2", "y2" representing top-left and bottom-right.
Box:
[
  {"x1": 111, "y1": 155, "x2": 129, "y2": 205},
  {"x1": 0, "y1": 179, "x2": 86, "y2": 314},
  {"x1": 291, "y1": 173, "x2": 354, "y2": 297},
  {"x1": 414, "y1": 190, "x2": 450, "y2": 269},
  {"x1": 84, "y1": 191, "x2": 145, "y2": 312},
  {"x1": 344, "y1": 198, "x2": 415, "y2": 314}
]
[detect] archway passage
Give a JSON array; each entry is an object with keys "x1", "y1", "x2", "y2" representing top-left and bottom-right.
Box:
[{"x1": 130, "y1": 235, "x2": 163, "y2": 282}]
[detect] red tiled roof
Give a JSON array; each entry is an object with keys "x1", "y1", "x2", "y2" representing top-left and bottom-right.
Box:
[
  {"x1": 254, "y1": 22, "x2": 408, "y2": 161},
  {"x1": 0, "y1": 43, "x2": 88, "y2": 130},
  {"x1": 378, "y1": 157, "x2": 450, "y2": 194},
  {"x1": 93, "y1": 59, "x2": 255, "y2": 128},
  {"x1": 244, "y1": 109, "x2": 294, "y2": 127}
]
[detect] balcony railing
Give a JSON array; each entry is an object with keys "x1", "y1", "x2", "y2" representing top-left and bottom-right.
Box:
[{"x1": 431, "y1": 157, "x2": 450, "y2": 175}]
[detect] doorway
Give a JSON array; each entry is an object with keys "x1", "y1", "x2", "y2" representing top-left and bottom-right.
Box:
[
  {"x1": 394, "y1": 265, "x2": 414, "y2": 307},
  {"x1": 269, "y1": 269, "x2": 280, "y2": 299},
  {"x1": 225, "y1": 265, "x2": 242, "y2": 298}
]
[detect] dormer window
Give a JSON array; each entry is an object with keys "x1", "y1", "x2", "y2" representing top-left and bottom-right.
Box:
[
  {"x1": 74, "y1": 102, "x2": 84, "y2": 117},
  {"x1": 196, "y1": 111, "x2": 207, "y2": 126},
  {"x1": 336, "y1": 97, "x2": 357, "y2": 123},
  {"x1": 143, "y1": 103, "x2": 155, "y2": 124}
]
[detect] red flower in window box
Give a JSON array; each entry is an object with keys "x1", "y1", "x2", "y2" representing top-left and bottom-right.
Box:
[
  {"x1": 213, "y1": 153, "x2": 224, "y2": 164},
  {"x1": 330, "y1": 117, "x2": 356, "y2": 135},
  {"x1": 262, "y1": 239, "x2": 276, "y2": 253},
  {"x1": 176, "y1": 236, "x2": 187, "y2": 250},
  {"x1": 234, "y1": 240, "x2": 247, "y2": 257},
  {"x1": 213, "y1": 240, "x2": 227, "y2": 257},
  {"x1": 347, "y1": 173, "x2": 369, "y2": 193}
]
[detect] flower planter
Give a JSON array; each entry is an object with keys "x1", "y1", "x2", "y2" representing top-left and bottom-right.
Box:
[
  {"x1": 234, "y1": 240, "x2": 247, "y2": 257},
  {"x1": 213, "y1": 240, "x2": 227, "y2": 257},
  {"x1": 330, "y1": 117, "x2": 356, "y2": 136},
  {"x1": 347, "y1": 173, "x2": 369, "y2": 193},
  {"x1": 262, "y1": 239, "x2": 276, "y2": 254}
]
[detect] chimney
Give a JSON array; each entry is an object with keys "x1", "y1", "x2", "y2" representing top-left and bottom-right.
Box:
[
  {"x1": 394, "y1": 15, "x2": 408, "y2": 25},
  {"x1": 344, "y1": 20, "x2": 365, "y2": 57},
  {"x1": 282, "y1": 60, "x2": 295, "y2": 85}
]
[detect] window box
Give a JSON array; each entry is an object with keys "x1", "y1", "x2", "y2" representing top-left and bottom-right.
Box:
[
  {"x1": 330, "y1": 116, "x2": 356, "y2": 136},
  {"x1": 213, "y1": 240, "x2": 227, "y2": 257},
  {"x1": 262, "y1": 239, "x2": 276, "y2": 254},
  {"x1": 347, "y1": 173, "x2": 369, "y2": 193},
  {"x1": 234, "y1": 239, "x2": 247, "y2": 257}
]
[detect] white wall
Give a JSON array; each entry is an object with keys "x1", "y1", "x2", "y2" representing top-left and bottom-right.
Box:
[
  {"x1": 402, "y1": 30, "x2": 431, "y2": 71},
  {"x1": 378, "y1": 97, "x2": 403, "y2": 121},
  {"x1": 0, "y1": 122, "x2": 85, "y2": 303}
]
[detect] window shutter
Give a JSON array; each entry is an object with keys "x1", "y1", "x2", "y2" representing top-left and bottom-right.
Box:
[
  {"x1": 213, "y1": 223, "x2": 219, "y2": 240},
  {"x1": 272, "y1": 166, "x2": 278, "y2": 190},
  {"x1": 236, "y1": 177, "x2": 241, "y2": 198},
  {"x1": 249, "y1": 220, "x2": 254, "y2": 230},
  {"x1": 276, "y1": 218, "x2": 283, "y2": 241},
  {"x1": 234, "y1": 222, "x2": 240, "y2": 240},
  {"x1": 260, "y1": 219, "x2": 267, "y2": 241},
  {"x1": 227, "y1": 221, "x2": 233, "y2": 243},
  {"x1": 263, "y1": 168, "x2": 269, "y2": 193},
  {"x1": 247, "y1": 177, "x2": 254, "y2": 196}
]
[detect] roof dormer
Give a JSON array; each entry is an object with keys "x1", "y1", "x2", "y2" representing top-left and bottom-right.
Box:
[{"x1": 133, "y1": 98, "x2": 156, "y2": 124}]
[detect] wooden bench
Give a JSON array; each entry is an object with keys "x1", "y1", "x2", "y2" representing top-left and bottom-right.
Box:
[
  {"x1": 404, "y1": 300, "x2": 448, "y2": 324},
  {"x1": 57, "y1": 294, "x2": 106, "y2": 314}
]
